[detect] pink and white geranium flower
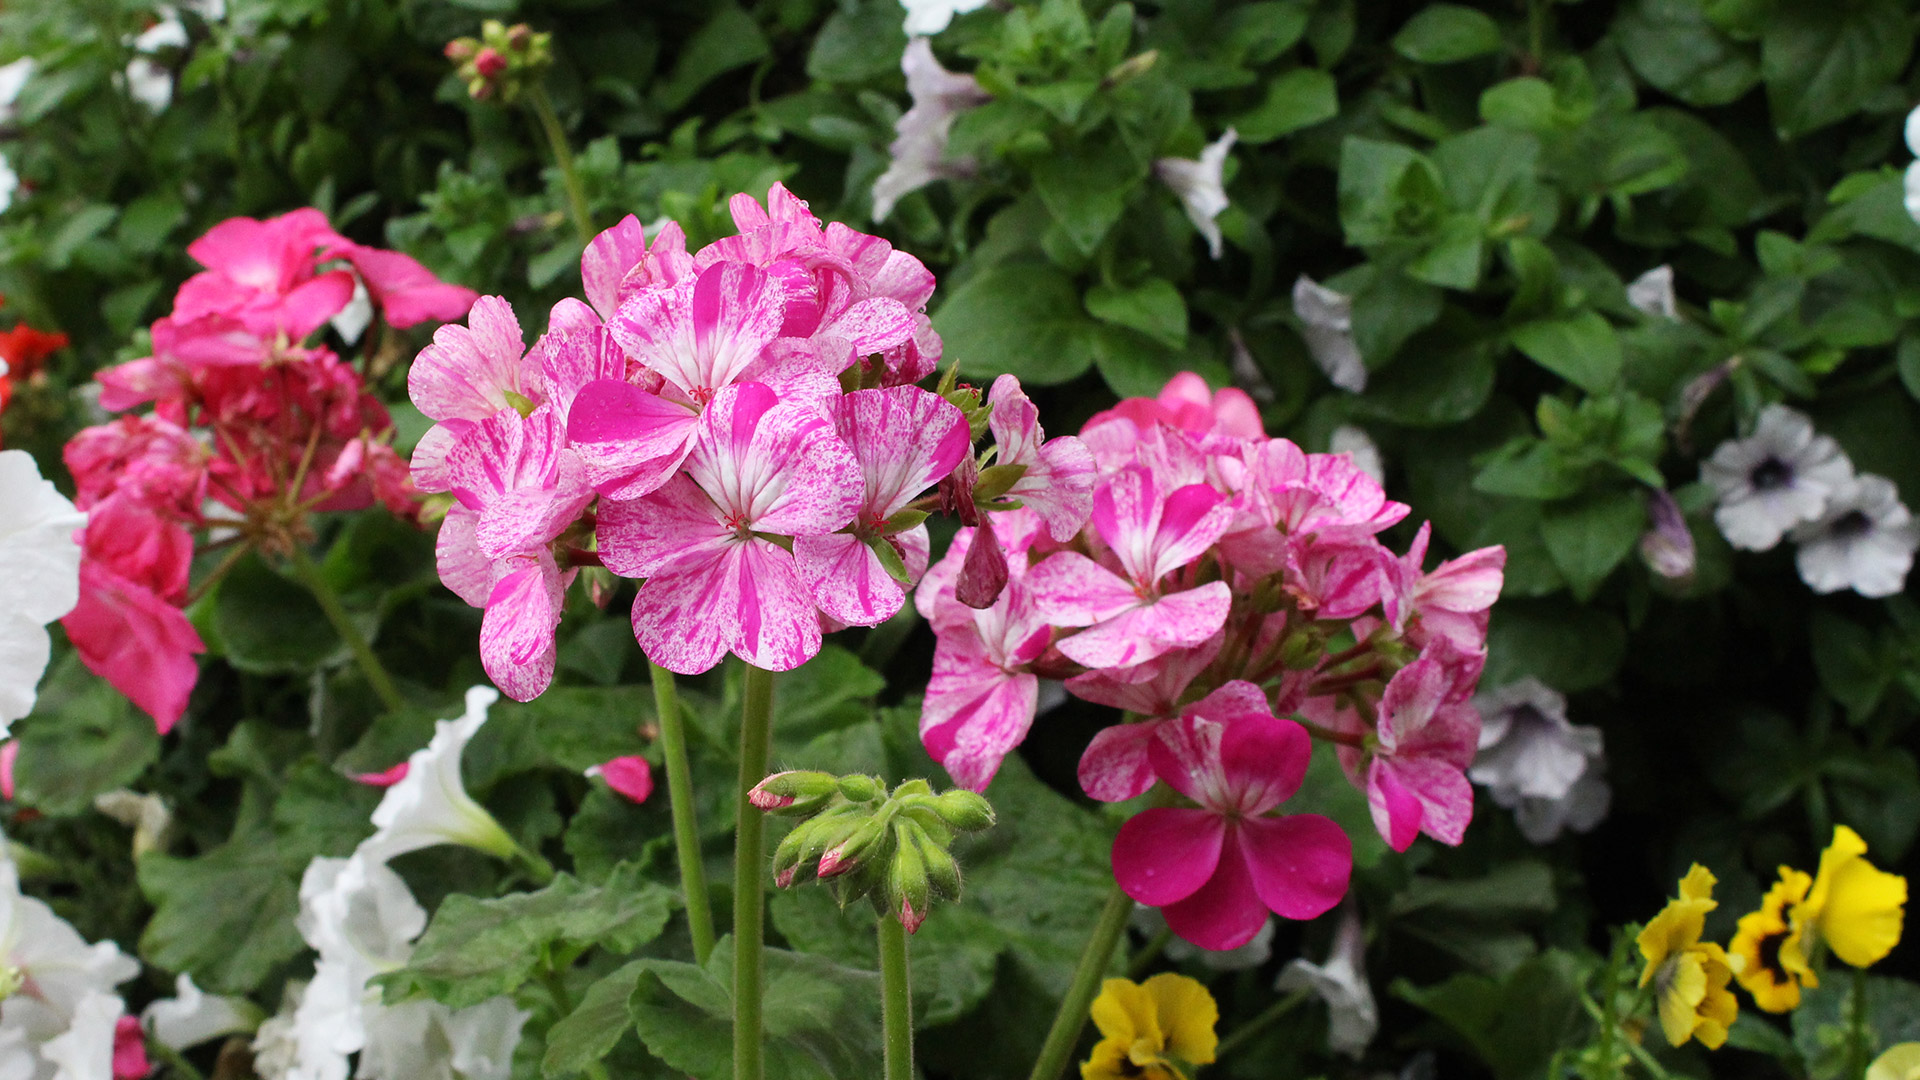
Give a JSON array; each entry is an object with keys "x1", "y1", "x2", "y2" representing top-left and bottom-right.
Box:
[
  {"x1": 1312, "y1": 654, "x2": 1481, "y2": 852},
  {"x1": 597, "y1": 381, "x2": 861, "y2": 674},
  {"x1": 1112, "y1": 708, "x2": 1351, "y2": 950}
]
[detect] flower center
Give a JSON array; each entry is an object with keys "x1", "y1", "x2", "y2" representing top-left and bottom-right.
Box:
[
  {"x1": 1756, "y1": 929, "x2": 1790, "y2": 983},
  {"x1": 1749, "y1": 458, "x2": 1792, "y2": 491},
  {"x1": 1830, "y1": 509, "x2": 1874, "y2": 539},
  {"x1": 0, "y1": 963, "x2": 24, "y2": 1002}
]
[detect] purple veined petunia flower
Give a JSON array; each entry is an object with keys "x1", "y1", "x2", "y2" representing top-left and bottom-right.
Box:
[
  {"x1": 1313, "y1": 655, "x2": 1480, "y2": 852},
  {"x1": 1077, "y1": 679, "x2": 1268, "y2": 804},
  {"x1": 913, "y1": 510, "x2": 1053, "y2": 791},
  {"x1": 1701, "y1": 404, "x2": 1853, "y2": 552},
  {"x1": 794, "y1": 386, "x2": 970, "y2": 627},
  {"x1": 1028, "y1": 465, "x2": 1234, "y2": 670},
  {"x1": 1469, "y1": 678, "x2": 1610, "y2": 844},
  {"x1": 871, "y1": 38, "x2": 991, "y2": 223},
  {"x1": 986, "y1": 374, "x2": 1096, "y2": 542},
  {"x1": 597, "y1": 381, "x2": 861, "y2": 675},
  {"x1": 1790, "y1": 472, "x2": 1920, "y2": 598},
  {"x1": 1112, "y1": 710, "x2": 1352, "y2": 951}
]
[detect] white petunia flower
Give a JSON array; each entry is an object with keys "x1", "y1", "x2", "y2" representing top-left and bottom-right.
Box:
[
  {"x1": 1791, "y1": 473, "x2": 1920, "y2": 598},
  {"x1": 0, "y1": 156, "x2": 16, "y2": 217},
  {"x1": 440, "y1": 997, "x2": 529, "y2": 1080},
  {"x1": 1627, "y1": 264, "x2": 1679, "y2": 320},
  {"x1": 1701, "y1": 404, "x2": 1853, "y2": 552},
  {"x1": 124, "y1": 13, "x2": 188, "y2": 113},
  {"x1": 330, "y1": 279, "x2": 373, "y2": 347},
  {"x1": 1906, "y1": 103, "x2": 1920, "y2": 225},
  {"x1": 38, "y1": 990, "x2": 122, "y2": 1080},
  {"x1": 1275, "y1": 908, "x2": 1376, "y2": 1058},
  {"x1": 143, "y1": 973, "x2": 264, "y2": 1051},
  {"x1": 0, "y1": 451, "x2": 87, "y2": 734},
  {"x1": 1468, "y1": 678, "x2": 1609, "y2": 844},
  {"x1": 93, "y1": 789, "x2": 172, "y2": 858},
  {"x1": 871, "y1": 38, "x2": 990, "y2": 223},
  {"x1": 0, "y1": 846, "x2": 139, "y2": 1074},
  {"x1": 899, "y1": 0, "x2": 990, "y2": 36},
  {"x1": 1130, "y1": 905, "x2": 1273, "y2": 970},
  {"x1": 1329, "y1": 425, "x2": 1384, "y2": 485},
  {"x1": 359, "y1": 997, "x2": 529, "y2": 1080},
  {"x1": 1154, "y1": 129, "x2": 1237, "y2": 260},
  {"x1": 361, "y1": 687, "x2": 516, "y2": 864},
  {"x1": 249, "y1": 982, "x2": 305, "y2": 1080},
  {"x1": 1292, "y1": 275, "x2": 1366, "y2": 393},
  {"x1": 0, "y1": 59, "x2": 34, "y2": 121}
]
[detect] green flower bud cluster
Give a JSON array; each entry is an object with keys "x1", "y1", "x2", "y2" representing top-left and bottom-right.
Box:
[
  {"x1": 443, "y1": 21, "x2": 553, "y2": 104},
  {"x1": 750, "y1": 772, "x2": 995, "y2": 932}
]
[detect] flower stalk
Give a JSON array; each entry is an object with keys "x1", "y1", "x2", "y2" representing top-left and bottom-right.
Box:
[
  {"x1": 734, "y1": 662, "x2": 776, "y2": 1080},
  {"x1": 1027, "y1": 885, "x2": 1135, "y2": 1080},
  {"x1": 879, "y1": 912, "x2": 914, "y2": 1080},
  {"x1": 528, "y1": 85, "x2": 594, "y2": 248},
  {"x1": 287, "y1": 545, "x2": 405, "y2": 713},
  {"x1": 653, "y1": 661, "x2": 717, "y2": 965}
]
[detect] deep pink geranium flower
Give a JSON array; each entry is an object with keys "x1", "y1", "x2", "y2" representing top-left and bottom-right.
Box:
[
  {"x1": 1030, "y1": 464, "x2": 1233, "y2": 669},
  {"x1": 597, "y1": 381, "x2": 860, "y2": 674},
  {"x1": 1084, "y1": 371, "x2": 1264, "y2": 439},
  {"x1": 174, "y1": 208, "x2": 355, "y2": 339},
  {"x1": 1077, "y1": 677, "x2": 1263, "y2": 803},
  {"x1": 587, "y1": 755, "x2": 655, "y2": 804},
  {"x1": 62, "y1": 561, "x2": 204, "y2": 734},
  {"x1": 794, "y1": 385, "x2": 968, "y2": 627},
  {"x1": 1113, "y1": 710, "x2": 1352, "y2": 951}
]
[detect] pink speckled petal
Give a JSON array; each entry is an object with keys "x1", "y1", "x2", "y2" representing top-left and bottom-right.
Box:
[
  {"x1": 435, "y1": 505, "x2": 494, "y2": 607},
  {"x1": 1367, "y1": 761, "x2": 1425, "y2": 853},
  {"x1": 596, "y1": 475, "x2": 732, "y2": 578},
  {"x1": 835, "y1": 387, "x2": 970, "y2": 519},
  {"x1": 481, "y1": 555, "x2": 564, "y2": 702},
  {"x1": 1026, "y1": 551, "x2": 1138, "y2": 628},
  {"x1": 582, "y1": 215, "x2": 651, "y2": 321},
  {"x1": 794, "y1": 532, "x2": 906, "y2": 628},
  {"x1": 1052, "y1": 582, "x2": 1231, "y2": 670},
  {"x1": 1077, "y1": 720, "x2": 1164, "y2": 802},
  {"x1": 408, "y1": 296, "x2": 528, "y2": 423},
  {"x1": 919, "y1": 634, "x2": 1038, "y2": 792},
  {"x1": 567, "y1": 379, "x2": 698, "y2": 499}
]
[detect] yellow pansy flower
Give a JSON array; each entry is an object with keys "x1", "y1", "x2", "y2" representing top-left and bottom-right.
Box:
[
  {"x1": 1082, "y1": 973, "x2": 1219, "y2": 1080},
  {"x1": 1796, "y1": 825, "x2": 1907, "y2": 969},
  {"x1": 1868, "y1": 1043, "x2": 1920, "y2": 1080},
  {"x1": 1730, "y1": 867, "x2": 1817, "y2": 1012},
  {"x1": 1637, "y1": 864, "x2": 1739, "y2": 1049}
]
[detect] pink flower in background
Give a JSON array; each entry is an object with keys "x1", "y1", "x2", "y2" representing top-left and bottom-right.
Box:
[
  {"x1": 1313, "y1": 656, "x2": 1480, "y2": 852},
  {"x1": 331, "y1": 243, "x2": 479, "y2": 330},
  {"x1": 1, "y1": 740, "x2": 16, "y2": 800},
  {"x1": 174, "y1": 209, "x2": 355, "y2": 339},
  {"x1": 598, "y1": 382, "x2": 860, "y2": 674},
  {"x1": 64, "y1": 415, "x2": 207, "y2": 519},
  {"x1": 586, "y1": 756, "x2": 654, "y2": 804},
  {"x1": 1084, "y1": 371, "x2": 1263, "y2": 440},
  {"x1": 352, "y1": 763, "x2": 410, "y2": 788},
  {"x1": 986, "y1": 375, "x2": 1095, "y2": 542},
  {"x1": 112, "y1": 1014, "x2": 150, "y2": 1080},
  {"x1": 63, "y1": 561, "x2": 204, "y2": 734},
  {"x1": 1113, "y1": 710, "x2": 1351, "y2": 950},
  {"x1": 1030, "y1": 465, "x2": 1234, "y2": 669},
  {"x1": 794, "y1": 386, "x2": 968, "y2": 627}
]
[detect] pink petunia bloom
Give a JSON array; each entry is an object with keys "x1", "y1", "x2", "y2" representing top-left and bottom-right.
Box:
[
  {"x1": 62, "y1": 561, "x2": 204, "y2": 734},
  {"x1": 914, "y1": 510, "x2": 1054, "y2": 791},
  {"x1": 1112, "y1": 710, "x2": 1351, "y2": 950},
  {"x1": 1084, "y1": 371, "x2": 1264, "y2": 440},
  {"x1": 587, "y1": 755, "x2": 655, "y2": 804},
  {"x1": 794, "y1": 386, "x2": 969, "y2": 627},
  {"x1": 597, "y1": 381, "x2": 860, "y2": 675},
  {"x1": 1078, "y1": 678, "x2": 1266, "y2": 804},
  {"x1": 1029, "y1": 465, "x2": 1234, "y2": 669},
  {"x1": 986, "y1": 375, "x2": 1095, "y2": 542},
  {"x1": 1313, "y1": 655, "x2": 1480, "y2": 852}
]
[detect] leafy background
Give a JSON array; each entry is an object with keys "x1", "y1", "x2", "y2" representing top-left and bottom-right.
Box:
[{"x1": 2, "y1": 0, "x2": 1919, "y2": 1077}]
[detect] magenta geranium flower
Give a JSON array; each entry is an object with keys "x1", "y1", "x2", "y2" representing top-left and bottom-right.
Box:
[
  {"x1": 794, "y1": 386, "x2": 969, "y2": 627},
  {"x1": 1077, "y1": 677, "x2": 1263, "y2": 803},
  {"x1": 1113, "y1": 710, "x2": 1352, "y2": 951},
  {"x1": 1029, "y1": 465, "x2": 1233, "y2": 669},
  {"x1": 597, "y1": 381, "x2": 860, "y2": 675}
]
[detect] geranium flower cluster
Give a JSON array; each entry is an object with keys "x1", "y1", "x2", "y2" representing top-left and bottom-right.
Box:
[
  {"x1": 61, "y1": 208, "x2": 475, "y2": 730},
  {"x1": 409, "y1": 184, "x2": 968, "y2": 697},
  {"x1": 915, "y1": 373, "x2": 1506, "y2": 949},
  {"x1": 0, "y1": 294, "x2": 70, "y2": 439}
]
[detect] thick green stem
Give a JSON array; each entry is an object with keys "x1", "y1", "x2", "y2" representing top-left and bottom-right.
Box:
[
  {"x1": 1215, "y1": 990, "x2": 1309, "y2": 1060},
  {"x1": 528, "y1": 86, "x2": 594, "y2": 247},
  {"x1": 733, "y1": 663, "x2": 776, "y2": 1080},
  {"x1": 1848, "y1": 966, "x2": 1873, "y2": 1080},
  {"x1": 1027, "y1": 885, "x2": 1134, "y2": 1080},
  {"x1": 653, "y1": 661, "x2": 716, "y2": 965},
  {"x1": 879, "y1": 914, "x2": 914, "y2": 1080},
  {"x1": 288, "y1": 547, "x2": 405, "y2": 713}
]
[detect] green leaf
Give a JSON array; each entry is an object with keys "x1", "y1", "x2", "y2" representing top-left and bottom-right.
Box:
[
  {"x1": 652, "y1": 3, "x2": 772, "y2": 113},
  {"x1": 44, "y1": 205, "x2": 118, "y2": 270},
  {"x1": 1084, "y1": 278, "x2": 1187, "y2": 349},
  {"x1": 1338, "y1": 138, "x2": 1442, "y2": 248},
  {"x1": 1762, "y1": 2, "x2": 1912, "y2": 138},
  {"x1": 1485, "y1": 600, "x2": 1626, "y2": 693},
  {"x1": 1030, "y1": 136, "x2": 1146, "y2": 256},
  {"x1": 543, "y1": 960, "x2": 650, "y2": 1078},
  {"x1": 1391, "y1": 5, "x2": 1503, "y2": 64},
  {"x1": 770, "y1": 645, "x2": 885, "y2": 748},
  {"x1": 12, "y1": 656, "x2": 161, "y2": 817},
  {"x1": 1231, "y1": 67, "x2": 1338, "y2": 143},
  {"x1": 1811, "y1": 610, "x2": 1893, "y2": 722},
  {"x1": 807, "y1": 0, "x2": 908, "y2": 83},
  {"x1": 933, "y1": 262, "x2": 1099, "y2": 385},
  {"x1": 271, "y1": 759, "x2": 379, "y2": 863},
  {"x1": 1392, "y1": 951, "x2": 1585, "y2": 1080},
  {"x1": 1793, "y1": 976, "x2": 1920, "y2": 1078},
  {"x1": 1539, "y1": 490, "x2": 1646, "y2": 601},
  {"x1": 1510, "y1": 312, "x2": 1623, "y2": 393},
  {"x1": 138, "y1": 831, "x2": 308, "y2": 994},
  {"x1": 378, "y1": 864, "x2": 675, "y2": 1009},
  {"x1": 1614, "y1": 0, "x2": 1760, "y2": 107},
  {"x1": 629, "y1": 939, "x2": 883, "y2": 1080},
  {"x1": 1479, "y1": 78, "x2": 1558, "y2": 131},
  {"x1": 211, "y1": 554, "x2": 347, "y2": 675},
  {"x1": 1349, "y1": 342, "x2": 1496, "y2": 428}
]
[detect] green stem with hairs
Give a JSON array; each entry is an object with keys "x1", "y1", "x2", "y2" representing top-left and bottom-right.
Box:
[
  {"x1": 734, "y1": 663, "x2": 776, "y2": 1080},
  {"x1": 1027, "y1": 885, "x2": 1134, "y2": 1080},
  {"x1": 288, "y1": 546, "x2": 404, "y2": 714},
  {"x1": 879, "y1": 913, "x2": 914, "y2": 1080},
  {"x1": 527, "y1": 85, "x2": 594, "y2": 247},
  {"x1": 653, "y1": 661, "x2": 716, "y2": 965}
]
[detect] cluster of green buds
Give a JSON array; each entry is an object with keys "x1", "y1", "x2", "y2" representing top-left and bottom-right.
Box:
[
  {"x1": 443, "y1": 20, "x2": 552, "y2": 103},
  {"x1": 751, "y1": 771, "x2": 995, "y2": 932}
]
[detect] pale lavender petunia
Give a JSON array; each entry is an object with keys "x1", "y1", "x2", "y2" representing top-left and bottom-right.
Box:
[
  {"x1": 1791, "y1": 472, "x2": 1920, "y2": 598},
  {"x1": 871, "y1": 39, "x2": 991, "y2": 222},
  {"x1": 1469, "y1": 678, "x2": 1608, "y2": 844},
  {"x1": 1701, "y1": 404, "x2": 1853, "y2": 552},
  {"x1": 1155, "y1": 129, "x2": 1237, "y2": 260}
]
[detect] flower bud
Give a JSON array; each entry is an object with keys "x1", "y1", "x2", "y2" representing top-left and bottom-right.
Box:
[
  {"x1": 474, "y1": 47, "x2": 508, "y2": 79},
  {"x1": 772, "y1": 803, "x2": 865, "y2": 887},
  {"x1": 506, "y1": 23, "x2": 533, "y2": 50},
  {"x1": 818, "y1": 816, "x2": 888, "y2": 879},
  {"x1": 886, "y1": 823, "x2": 933, "y2": 933},
  {"x1": 920, "y1": 832, "x2": 963, "y2": 901},
  {"x1": 444, "y1": 38, "x2": 479, "y2": 62},
  {"x1": 837, "y1": 774, "x2": 883, "y2": 803},
  {"x1": 750, "y1": 770, "x2": 840, "y2": 813},
  {"x1": 1280, "y1": 624, "x2": 1328, "y2": 670},
  {"x1": 927, "y1": 789, "x2": 995, "y2": 832},
  {"x1": 955, "y1": 516, "x2": 1008, "y2": 609}
]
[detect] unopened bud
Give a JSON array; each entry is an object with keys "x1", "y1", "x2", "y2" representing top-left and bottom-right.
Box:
[
  {"x1": 474, "y1": 47, "x2": 508, "y2": 79},
  {"x1": 1102, "y1": 49, "x2": 1159, "y2": 87},
  {"x1": 444, "y1": 38, "x2": 479, "y2": 62},
  {"x1": 1280, "y1": 624, "x2": 1328, "y2": 670},
  {"x1": 927, "y1": 789, "x2": 995, "y2": 832},
  {"x1": 838, "y1": 774, "x2": 883, "y2": 803},
  {"x1": 921, "y1": 835, "x2": 963, "y2": 900},
  {"x1": 772, "y1": 804, "x2": 862, "y2": 887},
  {"x1": 506, "y1": 23, "x2": 533, "y2": 50},
  {"x1": 886, "y1": 823, "x2": 933, "y2": 933},
  {"x1": 750, "y1": 770, "x2": 839, "y2": 813},
  {"x1": 955, "y1": 517, "x2": 1008, "y2": 609},
  {"x1": 818, "y1": 816, "x2": 887, "y2": 879}
]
